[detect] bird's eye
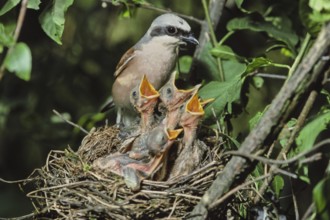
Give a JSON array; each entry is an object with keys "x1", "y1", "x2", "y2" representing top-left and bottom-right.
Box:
[
  {"x1": 166, "y1": 88, "x2": 172, "y2": 95},
  {"x1": 132, "y1": 90, "x2": 138, "y2": 99},
  {"x1": 166, "y1": 26, "x2": 178, "y2": 35}
]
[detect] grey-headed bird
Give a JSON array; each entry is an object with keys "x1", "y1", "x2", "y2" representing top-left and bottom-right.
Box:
[{"x1": 108, "y1": 13, "x2": 198, "y2": 127}]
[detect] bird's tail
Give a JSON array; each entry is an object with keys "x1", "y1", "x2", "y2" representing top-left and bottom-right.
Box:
[{"x1": 100, "y1": 96, "x2": 116, "y2": 113}]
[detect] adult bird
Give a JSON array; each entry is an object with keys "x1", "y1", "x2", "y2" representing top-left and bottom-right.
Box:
[{"x1": 108, "y1": 13, "x2": 199, "y2": 127}]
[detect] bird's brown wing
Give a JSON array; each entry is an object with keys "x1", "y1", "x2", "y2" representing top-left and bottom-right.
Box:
[{"x1": 114, "y1": 47, "x2": 136, "y2": 78}]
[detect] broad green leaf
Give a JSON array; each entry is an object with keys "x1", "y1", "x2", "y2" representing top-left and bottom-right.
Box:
[
  {"x1": 227, "y1": 16, "x2": 298, "y2": 53},
  {"x1": 27, "y1": 0, "x2": 41, "y2": 10},
  {"x1": 0, "y1": 0, "x2": 20, "y2": 16},
  {"x1": 222, "y1": 59, "x2": 246, "y2": 82},
  {"x1": 178, "y1": 55, "x2": 192, "y2": 74},
  {"x1": 4, "y1": 42, "x2": 31, "y2": 81},
  {"x1": 198, "y1": 42, "x2": 220, "y2": 81},
  {"x1": 211, "y1": 45, "x2": 245, "y2": 62},
  {"x1": 0, "y1": 23, "x2": 14, "y2": 47},
  {"x1": 295, "y1": 110, "x2": 330, "y2": 154},
  {"x1": 39, "y1": 0, "x2": 74, "y2": 45},
  {"x1": 313, "y1": 176, "x2": 330, "y2": 220},
  {"x1": 272, "y1": 175, "x2": 284, "y2": 198},
  {"x1": 299, "y1": 0, "x2": 322, "y2": 35},
  {"x1": 199, "y1": 75, "x2": 244, "y2": 119}
]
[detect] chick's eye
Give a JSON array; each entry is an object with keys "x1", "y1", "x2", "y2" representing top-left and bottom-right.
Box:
[
  {"x1": 166, "y1": 26, "x2": 177, "y2": 35},
  {"x1": 166, "y1": 88, "x2": 172, "y2": 95},
  {"x1": 132, "y1": 91, "x2": 138, "y2": 99}
]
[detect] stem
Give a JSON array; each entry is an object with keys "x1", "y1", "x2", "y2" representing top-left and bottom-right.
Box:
[
  {"x1": 288, "y1": 33, "x2": 311, "y2": 78},
  {"x1": 218, "y1": 31, "x2": 234, "y2": 45},
  {"x1": 0, "y1": 0, "x2": 28, "y2": 81},
  {"x1": 201, "y1": 0, "x2": 217, "y2": 46},
  {"x1": 201, "y1": 0, "x2": 225, "y2": 81},
  {"x1": 202, "y1": 0, "x2": 225, "y2": 82}
]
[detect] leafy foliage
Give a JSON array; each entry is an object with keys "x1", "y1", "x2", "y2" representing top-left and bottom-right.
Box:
[
  {"x1": 4, "y1": 42, "x2": 31, "y2": 80},
  {"x1": 39, "y1": 0, "x2": 74, "y2": 45}
]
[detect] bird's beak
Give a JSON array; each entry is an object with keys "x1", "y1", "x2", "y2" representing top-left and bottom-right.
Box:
[
  {"x1": 166, "y1": 128, "x2": 183, "y2": 140},
  {"x1": 186, "y1": 94, "x2": 204, "y2": 115},
  {"x1": 140, "y1": 75, "x2": 160, "y2": 99},
  {"x1": 180, "y1": 33, "x2": 199, "y2": 45}
]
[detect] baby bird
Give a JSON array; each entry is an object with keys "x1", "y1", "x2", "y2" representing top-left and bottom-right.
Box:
[
  {"x1": 159, "y1": 71, "x2": 201, "y2": 129},
  {"x1": 130, "y1": 75, "x2": 160, "y2": 132}
]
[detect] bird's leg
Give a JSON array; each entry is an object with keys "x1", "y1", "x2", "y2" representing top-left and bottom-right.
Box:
[{"x1": 116, "y1": 108, "x2": 122, "y2": 127}]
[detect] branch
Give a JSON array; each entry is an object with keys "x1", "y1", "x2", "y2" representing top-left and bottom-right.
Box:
[
  {"x1": 52, "y1": 110, "x2": 89, "y2": 134},
  {"x1": 254, "y1": 89, "x2": 318, "y2": 203},
  {"x1": 100, "y1": 0, "x2": 204, "y2": 25},
  {"x1": 189, "y1": 23, "x2": 330, "y2": 219}
]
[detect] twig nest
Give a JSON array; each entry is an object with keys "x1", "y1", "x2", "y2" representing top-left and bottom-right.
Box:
[{"x1": 22, "y1": 125, "x2": 225, "y2": 219}]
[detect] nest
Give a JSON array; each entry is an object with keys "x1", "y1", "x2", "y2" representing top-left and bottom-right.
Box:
[{"x1": 22, "y1": 125, "x2": 226, "y2": 219}]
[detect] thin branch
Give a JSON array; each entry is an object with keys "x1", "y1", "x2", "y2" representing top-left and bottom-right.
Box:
[
  {"x1": 224, "y1": 144, "x2": 323, "y2": 166},
  {"x1": 100, "y1": 0, "x2": 204, "y2": 25},
  {"x1": 287, "y1": 33, "x2": 311, "y2": 78},
  {"x1": 254, "y1": 90, "x2": 318, "y2": 203},
  {"x1": 52, "y1": 109, "x2": 89, "y2": 134},
  {"x1": 208, "y1": 174, "x2": 272, "y2": 210},
  {"x1": 256, "y1": 73, "x2": 287, "y2": 80},
  {"x1": 301, "y1": 203, "x2": 315, "y2": 220},
  {"x1": 0, "y1": 0, "x2": 28, "y2": 80}
]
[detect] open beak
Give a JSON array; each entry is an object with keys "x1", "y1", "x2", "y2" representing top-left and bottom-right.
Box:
[
  {"x1": 180, "y1": 33, "x2": 199, "y2": 45},
  {"x1": 140, "y1": 75, "x2": 160, "y2": 100},
  {"x1": 186, "y1": 94, "x2": 204, "y2": 116}
]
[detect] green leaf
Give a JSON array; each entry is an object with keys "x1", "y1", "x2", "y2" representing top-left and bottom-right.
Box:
[
  {"x1": 272, "y1": 175, "x2": 284, "y2": 198},
  {"x1": 199, "y1": 75, "x2": 244, "y2": 119},
  {"x1": 223, "y1": 59, "x2": 247, "y2": 82},
  {"x1": 295, "y1": 110, "x2": 330, "y2": 154},
  {"x1": 178, "y1": 55, "x2": 193, "y2": 74},
  {"x1": 198, "y1": 42, "x2": 220, "y2": 81},
  {"x1": 211, "y1": 45, "x2": 245, "y2": 62},
  {"x1": 227, "y1": 16, "x2": 298, "y2": 53},
  {"x1": 299, "y1": 0, "x2": 322, "y2": 35},
  {"x1": 0, "y1": 0, "x2": 20, "y2": 16},
  {"x1": 313, "y1": 176, "x2": 330, "y2": 220},
  {"x1": 4, "y1": 42, "x2": 32, "y2": 81},
  {"x1": 39, "y1": 0, "x2": 74, "y2": 45},
  {"x1": 0, "y1": 23, "x2": 14, "y2": 47},
  {"x1": 246, "y1": 57, "x2": 289, "y2": 73},
  {"x1": 27, "y1": 0, "x2": 41, "y2": 10}
]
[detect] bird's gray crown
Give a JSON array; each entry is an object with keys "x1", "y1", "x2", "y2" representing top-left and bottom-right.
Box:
[{"x1": 149, "y1": 13, "x2": 191, "y2": 33}]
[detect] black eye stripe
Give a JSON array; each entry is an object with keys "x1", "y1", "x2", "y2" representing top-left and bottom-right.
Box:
[{"x1": 150, "y1": 26, "x2": 189, "y2": 37}]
